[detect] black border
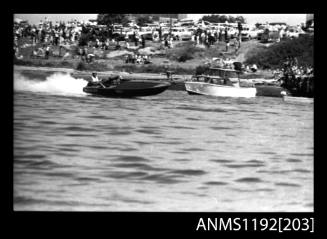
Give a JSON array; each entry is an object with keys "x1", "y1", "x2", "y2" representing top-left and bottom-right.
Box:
[{"x1": 7, "y1": 4, "x2": 323, "y2": 238}]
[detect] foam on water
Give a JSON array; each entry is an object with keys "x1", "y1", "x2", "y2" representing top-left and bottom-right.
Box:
[{"x1": 14, "y1": 72, "x2": 87, "y2": 96}]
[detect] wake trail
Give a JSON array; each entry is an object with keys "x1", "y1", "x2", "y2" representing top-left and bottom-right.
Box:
[{"x1": 14, "y1": 72, "x2": 87, "y2": 96}]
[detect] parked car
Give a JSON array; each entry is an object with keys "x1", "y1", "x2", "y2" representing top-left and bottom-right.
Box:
[
  {"x1": 286, "y1": 27, "x2": 305, "y2": 38},
  {"x1": 242, "y1": 28, "x2": 262, "y2": 40},
  {"x1": 227, "y1": 27, "x2": 238, "y2": 38},
  {"x1": 260, "y1": 29, "x2": 280, "y2": 43},
  {"x1": 240, "y1": 26, "x2": 251, "y2": 40},
  {"x1": 170, "y1": 27, "x2": 192, "y2": 41},
  {"x1": 139, "y1": 27, "x2": 154, "y2": 40}
]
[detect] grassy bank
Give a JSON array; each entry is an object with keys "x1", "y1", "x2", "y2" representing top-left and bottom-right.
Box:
[
  {"x1": 15, "y1": 37, "x2": 279, "y2": 79},
  {"x1": 14, "y1": 37, "x2": 242, "y2": 73},
  {"x1": 14, "y1": 57, "x2": 196, "y2": 75}
]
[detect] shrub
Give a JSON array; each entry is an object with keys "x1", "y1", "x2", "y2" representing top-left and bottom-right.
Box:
[
  {"x1": 78, "y1": 33, "x2": 93, "y2": 47},
  {"x1": 76, "y1": 61, "x2": 87, "y2": 71},
  {"x1": 178, "y1": 52, "x2": 194, "y2": 62},
  {"x1": 195, "y1": 64, "x2": 210, "y2": 75},
  {"x1": 113, "y1": 63, "x2": 194, "y2": 75},
  {"x1": 60, "y1": 61, "x2": 72, "y2": 67},
  {"x1": 166, "y1": 41, "x2": 202, "y2": 62},
  {"x1": 245, "y1": 35, "x2": 313, "y2": 69}
]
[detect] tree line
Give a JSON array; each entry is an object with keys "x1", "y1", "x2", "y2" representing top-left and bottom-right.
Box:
[{"x1": 96, "y1": 14, "x2": 246, "y2": 26}]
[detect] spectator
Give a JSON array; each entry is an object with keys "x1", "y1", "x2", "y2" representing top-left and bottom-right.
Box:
[
  {"x1": 31, "y1": 48, "x2": 38, "y2": 58},
  {"x1": 105, "y1": 39, "x2": 110, "y2": 50},
  {"x1": 115, "y1": 40, "x2": 121, "y2": 50},
  {"x1": 164, "y1": 37, "x2": 169, "y2": 48},
  {"x1": 45, "y1": 45, "x2": 50, "y2": 59},
  {"x1": 136, "y1": 54, "x2": 142, "y2": 64},
  {"x1": 62, "y1": 52, "x2": 70, "y2": 59},
  {"x1": 169, "y1": 37, "x2": 173, "y2": 48},
  {"x1": 224, "y1": 28, "x2": 228, "y2": 42},
  {"x1": 134, "y1": 32, "x2": 139, "y2": 46},
  {"x1": 124, "y1": 55, "x2": 129, "y2": 63},
  {"x1": 250, "y1": 64, "x2": 258, "y2": 72},
  {"x1": 234, "y1": 39, "x2": 240, "y2": 53},
  {"x1": 218, "y1": 29, "x2": 223, "y2": 42},
  {"x1": 237, "y1": 22, "x2": 243, "y2": 39},
  {"x1": 86, "y1": 53, "x2": 95, "y2": 63},
  {"x1": 95, "y1": 38, "x2": 100, "y2": 48},
  {"x1": 225, "y1": 36, "x2": 230, "y2": 52},
  {"x1": 82, "y1": 47, "x2": 88, "y2": 61},
  {"x1": 141, "y1": 35, "x2": 145, "y2": 48},
  {"x1": 159, "y1": 26, "x2": 162, "y2": 41}
]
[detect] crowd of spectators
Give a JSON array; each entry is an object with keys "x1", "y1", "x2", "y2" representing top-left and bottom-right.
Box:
[
  {"x1": 125, "y1": 54, "x2": 151, "y2": 64},
  {"x1": 13, "y1": 18, "x2": 244, "y2": 60},
  {"x1": 14, "y1": 19, "x2": 82, "y2": 46},
  {"x1": 14, "y1": 17, "x2": 313, "y2": 73},
  {"x1": 275, "y1": 57, "x2": 314, "y2": 96}
]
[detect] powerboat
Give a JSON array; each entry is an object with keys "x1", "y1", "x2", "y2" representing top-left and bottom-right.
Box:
[
  {"x1": 254, "y1": 81, "x2": 288, "y2": 97},
  {"x1": 185, "y1": 68, "x2": 257, "y2": 98},
  {"x1": 83, "y1": 76, "x2": 171, "y2": 97}
]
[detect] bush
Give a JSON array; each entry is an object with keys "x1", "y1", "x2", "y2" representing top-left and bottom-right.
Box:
[
  {"x1": 60, "y1": 61, "x2": 71, "y2": 67},
  {"x1": 14, "y1": 57, "x2": 30, "y2": 65},
  {"x1": 195, "y1": 64, "x2": 210, "y2": 75},
  {"x1": 166, "y1": 41, "x2": 202, "y2": 62},
  {"x1": 76, "y1": 61, "x2": 87, "y2": 71},
  {"x1": 79, "y1": 33, "x2": 93, "y2": 47},
  {"x1": 245, "y1": 35, "x2": 313, "y2": 69},
  {"x1": 178, "y1": 52, "x2": 194, "y2": 62},
  {"x1": 113, "y1": 63, "x2": 194, "y2": 75}
]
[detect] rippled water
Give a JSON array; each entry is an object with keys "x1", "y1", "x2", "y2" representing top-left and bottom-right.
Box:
[{"x1": 14, "y1": 72, "x2": 313, "y2": 211}]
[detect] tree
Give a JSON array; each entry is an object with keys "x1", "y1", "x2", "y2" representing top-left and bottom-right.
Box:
[
  {"x1": 152, "y1": 15, "x2": 159, "y2": 21},
  {"x1": 201, "y1": 14, "x2": 246, "y2": 24},
  {"x1": 201, "y1": 14, "x2": 224, "y2": 23},
  {"x1": 229, "y1": 16, "x2": 236, "y2": 23},
  {"x1": 136, "y1": 16, "x2": 154, "y2": 26},
  {"x1": 255, "y1": 23, "x2": 262, "y2": 28},
  {"x1": 235, "y1": 16, "x2": 246, "y2": 24},
  {"x1": 97, "y1": 14, "x2": 129, "y2": 26},
  {"x1": 79, "y1": 32, "x2": 93, "y2": 46}
]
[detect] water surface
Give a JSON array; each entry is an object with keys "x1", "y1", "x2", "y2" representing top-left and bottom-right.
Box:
[{"x1": 14, "y1": 72, "x2": 313, "y2": 211}]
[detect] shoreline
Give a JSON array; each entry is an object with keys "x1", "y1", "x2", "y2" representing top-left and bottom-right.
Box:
[
  {"x1": 14, "y1": 64, "x2": 288, "y2": 96},
  {"x1": 14, "y1": 64, "x2": 272, "y2": 82},
  {"x1": 14, "y1": 64, "x2": 191, "y2": 81}
]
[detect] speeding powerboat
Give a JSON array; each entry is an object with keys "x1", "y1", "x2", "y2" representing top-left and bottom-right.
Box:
[{"x1": 83, "y1": 77, "x2": 171, "y2": 97}]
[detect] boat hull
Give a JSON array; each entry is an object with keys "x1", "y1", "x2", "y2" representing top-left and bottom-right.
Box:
[
  {"x1": 255, "y1": 85, "x2": 287, "y2": 97},
  {"x1": 83, "y1": 80, "x2": 171, "y2": 97},
  {"x1": 283, "y1": 96, "x2": 314, "y2": 104},
  {"x1": 185, "y1": 82, "x2": 256, "y2": 98}
]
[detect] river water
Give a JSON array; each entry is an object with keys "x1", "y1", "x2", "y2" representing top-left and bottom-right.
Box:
[{"x1": 13, "y1": 72, "x2": 313, "y2": 211}]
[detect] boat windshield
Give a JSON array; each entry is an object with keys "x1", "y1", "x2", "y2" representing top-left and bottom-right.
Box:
[
  {"x1": 191, "y1": 75, "x2": 234, "y2": 86},
  {"x1": 208, "y1": 68, "x2": 241, "y2": 78}
]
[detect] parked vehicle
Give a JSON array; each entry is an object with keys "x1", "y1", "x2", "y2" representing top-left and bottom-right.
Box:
[
  {"x1": 260, "y1": 29, "x2": 280, "y2": 43},
  {"x1": 286, "y1": 27, "x2": 305, "y2": 38},
  {"x1": 139, "y1": 27, "x2": 154, "y2": 40},
  {"x1": 241, "y1": 26, "x2": 261, "y2": 40},
  {"x1": 170, "y1": 27, "x2": 193, "y2": 41}
]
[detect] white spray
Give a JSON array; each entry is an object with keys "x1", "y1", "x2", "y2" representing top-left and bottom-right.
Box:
[{"x1": 14, "y1": 72, "x2": 87, "y2": 96}]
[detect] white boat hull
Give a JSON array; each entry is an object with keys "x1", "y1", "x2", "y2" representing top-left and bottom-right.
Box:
[
  {"x1": 283, "y1": 96, "x2": 314, "y2": 104},
  {"x1": 185, "y1": 82, "x2": 257, "y2": 98}
]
